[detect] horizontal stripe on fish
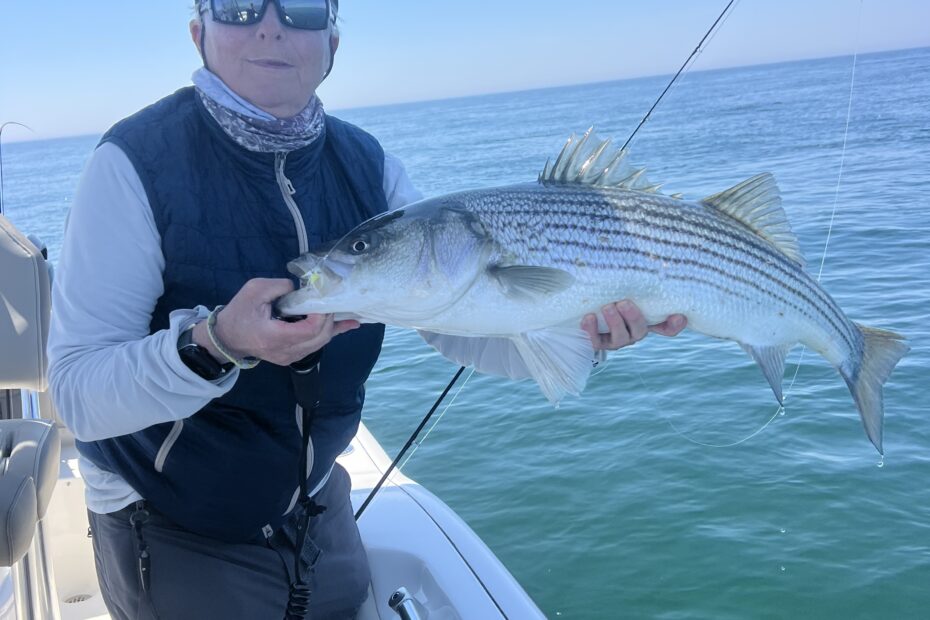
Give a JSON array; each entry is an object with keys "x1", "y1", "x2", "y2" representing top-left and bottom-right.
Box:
[
  {"x1": 472, "y1": 193, "x2": 857, "y2": 350},
  {"x1": 485, "y1": 202, "x2": 857, "y2": 353},
  {"x1": 547, "y1": 247, "x2": 829, "y2": 331},
  {"x1": 538, "y1": 224, "x2": 857, "y2": 353},
  {"x1": 547, "y1": 257, "x2": 758, "y2": 303}
]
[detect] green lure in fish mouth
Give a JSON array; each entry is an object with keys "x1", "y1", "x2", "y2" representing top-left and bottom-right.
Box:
[{"x1": 287, "y1": 254, "x2": 354, "y2": 298}]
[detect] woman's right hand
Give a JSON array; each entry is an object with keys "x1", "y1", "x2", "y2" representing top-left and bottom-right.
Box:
[{"x1": 192, "y1": 278, "x2": 359, "y2": 367}]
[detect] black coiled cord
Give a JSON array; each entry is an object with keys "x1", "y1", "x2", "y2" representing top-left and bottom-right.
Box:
[
  {"x1": 284, "y1": 350, "x2": 325, "y2": 619},
  {"x1": 285, "y1": 580, "x2": 312, "y2": 619},
  {"x1": 285, "y1": 495, "x2": 326, "y2": 619}
]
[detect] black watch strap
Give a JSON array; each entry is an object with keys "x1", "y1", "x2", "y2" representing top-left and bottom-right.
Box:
[{"x1": 177, "y1": 324, "x2": 234, "y2": 381}]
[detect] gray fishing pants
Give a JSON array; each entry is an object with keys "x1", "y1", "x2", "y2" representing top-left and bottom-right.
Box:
[{"x1": 87, "y1": 464, "x2": 369, "y2": 619}]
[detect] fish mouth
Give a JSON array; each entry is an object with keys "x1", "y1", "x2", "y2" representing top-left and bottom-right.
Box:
[{"x1": 286, "y1": 253, "x2": 354, "y2": 297}]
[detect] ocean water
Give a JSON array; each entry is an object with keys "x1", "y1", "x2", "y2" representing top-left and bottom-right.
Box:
[{"x1": 2, "y1": 47, "x2": 928, "y2": 619}]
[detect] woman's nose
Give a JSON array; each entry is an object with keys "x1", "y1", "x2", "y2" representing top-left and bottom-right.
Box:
[{"x1": 256, "y1": 2, "x2": 286, "y2": 39}]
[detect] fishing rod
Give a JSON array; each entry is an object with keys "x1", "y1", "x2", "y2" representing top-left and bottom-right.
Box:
[
  {"x1": 355, "y1": 0, "x2": 741, "y2": 520},
  {"x1": 621, "y1": 0, "x2": 738, "y2": 152},
  {"x1": 355, "y1": 366, "x2": 466, "y2": 520},
  {"x1": 0, "y1": 122, "x2": 33, "y2": 216}
]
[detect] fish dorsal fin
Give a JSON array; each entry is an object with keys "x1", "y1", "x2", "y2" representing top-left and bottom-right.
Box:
[
  {"x1": 702, "y1": 173, "x2": 806, "y2": 267},
  {"x1": 539, "y1": 128, "x2": 672, "y2": 195}
]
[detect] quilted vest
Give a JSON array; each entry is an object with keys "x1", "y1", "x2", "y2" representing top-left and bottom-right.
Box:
[{"x1": 77, "y1": 88, "x2": 387, "y2": 541}]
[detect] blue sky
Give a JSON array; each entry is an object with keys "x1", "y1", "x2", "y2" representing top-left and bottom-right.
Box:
[{"x1": 1, "y1": 0, "x2": 927, "y2": 142}]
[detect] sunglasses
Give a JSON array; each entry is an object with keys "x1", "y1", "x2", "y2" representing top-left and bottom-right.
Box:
[{"x1": 208, "y1": 0, "x2": 332, "y2": 31}]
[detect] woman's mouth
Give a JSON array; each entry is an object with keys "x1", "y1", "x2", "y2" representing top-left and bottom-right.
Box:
[{"x1": 249, "y1": 59, "x2": 294, "y2": 69}]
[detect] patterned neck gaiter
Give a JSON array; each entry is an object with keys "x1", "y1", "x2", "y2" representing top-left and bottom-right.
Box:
[{"x1": 192, "y1": 67, "x2": 325, "y2": 153}]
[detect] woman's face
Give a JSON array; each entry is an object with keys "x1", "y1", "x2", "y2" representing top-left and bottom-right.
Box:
[{"x1": 190, "y1": 3, "x2": 336, "y2": 118}]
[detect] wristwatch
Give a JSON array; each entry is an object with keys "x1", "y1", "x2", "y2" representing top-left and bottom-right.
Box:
[{"x1": 177, "y1": 323, "x2": 234, "y2": 380}]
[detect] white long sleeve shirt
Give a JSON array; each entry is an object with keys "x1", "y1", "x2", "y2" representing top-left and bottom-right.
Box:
[{"x1": 48, "y1": 141, "x2": 422, "y2": 513}]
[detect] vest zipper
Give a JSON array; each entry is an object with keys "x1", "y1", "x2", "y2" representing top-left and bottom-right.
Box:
[
  {"x1": 154, "y1": 420, "x2": 184, "y2": 473},
  {"x1": 275, "y1": 152, "x2": 310, "y2": 255},
  {"x1": 274, "y1": 151, "x2": 315, "y2": 517}
]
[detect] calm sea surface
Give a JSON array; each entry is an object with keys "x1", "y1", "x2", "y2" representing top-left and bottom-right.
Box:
[{"x1": 3, "y1": 48, "x2": 928, "y2": 619}]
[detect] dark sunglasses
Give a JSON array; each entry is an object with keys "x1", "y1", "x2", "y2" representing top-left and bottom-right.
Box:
[{"x1": 209, "y1": 0, "x2": 332, "y2": 31}]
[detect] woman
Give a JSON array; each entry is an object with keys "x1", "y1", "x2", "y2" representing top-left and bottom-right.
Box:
[{"x1": 48, "y1": 1, "x2": 685, "y2": 618}]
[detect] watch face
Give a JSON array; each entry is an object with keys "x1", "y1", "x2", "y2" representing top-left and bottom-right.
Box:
[
  {"x1": 178, "y1": 326, "x2": 228, "y2": 380},
  {"x1": 178, "y1": 325, "x2": 195, "y2": 348}
]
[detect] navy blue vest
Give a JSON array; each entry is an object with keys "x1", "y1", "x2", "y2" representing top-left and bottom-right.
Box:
[{"x1": 77, "y1": 88, "x2": 388, "y2": 542}]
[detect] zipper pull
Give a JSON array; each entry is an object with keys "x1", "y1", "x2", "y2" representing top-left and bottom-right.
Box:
[{"x1": 275, "y1": 152, "x2": 297, "y2": 195}]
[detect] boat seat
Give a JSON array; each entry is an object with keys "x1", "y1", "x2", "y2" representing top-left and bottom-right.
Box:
[
  {"x1": 0, "y1": 419, "x2": 60, "y2": 566},
  {"x1": 0, "y1": 213, "x2": 51, "y2": 392},
  {"x1": 0, "y1": 215, "x2": 62, "y2": 566}
]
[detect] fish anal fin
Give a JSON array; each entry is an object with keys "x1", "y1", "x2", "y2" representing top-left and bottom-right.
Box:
[
  {"x1": 488, "y1": 264, "x2": 574, "y2": 301},
  {"x1": 702, "y1": 173, "x2": 806, "y2": 268},
  {"x1": 740, "y1": 342, "x2": 792, "y2": 404}
]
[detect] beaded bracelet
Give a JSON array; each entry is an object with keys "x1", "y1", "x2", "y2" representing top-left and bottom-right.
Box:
[{"x1": 206, "y1": 305, "x2": 260, "y2": 369}]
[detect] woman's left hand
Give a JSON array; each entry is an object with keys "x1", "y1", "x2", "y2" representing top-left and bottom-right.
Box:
[{"x1": 581, "y1": 300, "x2": 687, "y2": 351}]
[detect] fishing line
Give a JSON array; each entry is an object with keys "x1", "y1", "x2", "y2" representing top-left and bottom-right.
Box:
[
  {"x1": 664, "y1": 397, "x2": 786, "y2": 449},
  {"x1": 775, "y1": 0, "x2": 863, "y2": 420},
  {"x1": 620, "y1": 0, "x2": 739, "y2": 152},
  {"x1": 816, "y1": 1, "x2": 862, "y2": 283},
  {"x1": 665, "y1": 0, "x2": 864, "y2": 449}
]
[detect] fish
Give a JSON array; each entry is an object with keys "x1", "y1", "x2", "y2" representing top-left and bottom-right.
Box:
[{"x1": 276, "y1": 130, "x2": 909, "y2": 453}]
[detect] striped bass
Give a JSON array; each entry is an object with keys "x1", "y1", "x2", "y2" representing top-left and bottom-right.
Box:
[{"x1": 276, "y1": 130, "x2": 908, "y2": 453}]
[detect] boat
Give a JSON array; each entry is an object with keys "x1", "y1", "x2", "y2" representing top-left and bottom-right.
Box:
[{"x1": 0, "y1": 213, "x2": 545, "y2": 619}]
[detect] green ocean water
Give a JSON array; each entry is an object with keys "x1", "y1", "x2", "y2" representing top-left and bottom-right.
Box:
[{"x1": 3, "y1": 47, "x2": 928, "y2": 619}]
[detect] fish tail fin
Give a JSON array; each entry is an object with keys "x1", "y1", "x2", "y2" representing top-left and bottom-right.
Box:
[{"x1": 841, "y1": 323, "x2": 909, "y2": 454}]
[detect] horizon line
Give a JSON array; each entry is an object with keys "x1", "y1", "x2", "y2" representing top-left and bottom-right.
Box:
[{"x1": 4, "y1": 44, "x2": 926, "y2": 145}]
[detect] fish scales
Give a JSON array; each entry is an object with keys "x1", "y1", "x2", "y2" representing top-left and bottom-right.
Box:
[
  {"x1": 277, "y1": 130, "x2": 907, "y2": 453},
  {"x1": 460, "y1": 184, "x2": 858, "y2": 357}
]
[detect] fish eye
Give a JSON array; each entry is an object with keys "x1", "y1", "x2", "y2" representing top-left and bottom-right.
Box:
[{"x1": 350, "y1": 238, "x2": 371, "y2": 254}]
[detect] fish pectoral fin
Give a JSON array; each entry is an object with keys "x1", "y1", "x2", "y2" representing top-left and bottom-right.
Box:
[
  {"x1": 418, "y1": 331, "x2": 534, "y2": 380},
  {"x1": 514, "y1": 327, "x2": 596, "y2": 405},
  {"x1": 739, "y1": 342, "x2": 792, "y2": 404},
  {"x1": 488, "y1": 264, "x2": 575, "y2": 301},
  {"x1": 702, "y1": 173, "x2": 806, "y2": 268}
]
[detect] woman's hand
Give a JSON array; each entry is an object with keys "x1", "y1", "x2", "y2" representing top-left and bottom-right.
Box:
[
  {"x1": 581, "y1": 300, "x2": 687, "y2": 351},
  {"x1": 193, "y1": 278, "x2": 359, "y2": 366}
]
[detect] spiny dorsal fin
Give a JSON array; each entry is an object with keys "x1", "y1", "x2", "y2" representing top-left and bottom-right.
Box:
[
  {"x1": 539, "y1": 128, "x2": 676, "y2": 196},
  {"x1": 702, "y1": 173, "x2": 806, "y2": 267}
]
